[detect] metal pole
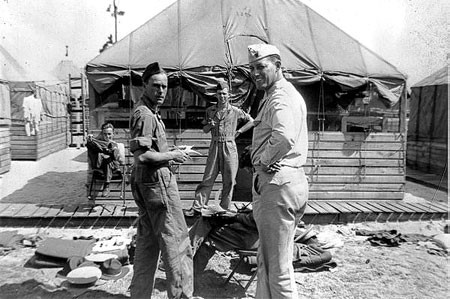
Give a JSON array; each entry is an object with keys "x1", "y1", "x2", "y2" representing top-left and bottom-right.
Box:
[
  {"x1": 68, "y1": 74, "x2": 73, "y2": 146},
  {"x1": 114, "y1": 0, "x2": 118, "y2": 43}
]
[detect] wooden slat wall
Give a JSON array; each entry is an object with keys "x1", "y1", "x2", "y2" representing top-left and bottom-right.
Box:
[
  {"x1": 407, "y1": 140, "x2": 448, "y2": 174},
  {"x1": 0, "y1": 126, "x2": 11, "y2": 174},
  {"x1": 10, "y1": 118, "x2": 67, "y2": 160},
  {"x1": 308, "y1": 132, "x2": 405, "y2": 200},
  {"x1": 90, "y1": 130, "x2": 406, "y2": 202}
]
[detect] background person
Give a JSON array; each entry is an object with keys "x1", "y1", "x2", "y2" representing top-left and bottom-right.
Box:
[
  {"x1": 128, "y1": 62, "x2": 194, "y2": 299},
  {"x1": 248, "y1": 43, "x2": 309, "y2": 299},
  {"x1": 184, "y1": 82, "x2": 254, "y2": 217},
  {"x1": 86, "y1": 122, "x2": 123, "y2": 197}
]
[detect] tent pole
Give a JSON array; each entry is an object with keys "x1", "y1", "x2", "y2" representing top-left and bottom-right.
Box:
[
  {"x1": 399, "y1": 82, "x2": 407, "y2": 134},
  {"x1": 400, "y1": 82, "x2": 408, "y2": 181},
  {"x1": 81, "y1": 73, "x2": 87, "y2": 145}
]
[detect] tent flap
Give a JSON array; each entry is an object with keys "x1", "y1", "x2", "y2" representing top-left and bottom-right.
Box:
[{"x1": 86, "y1": 0, "x2": 406, "y2": 104}]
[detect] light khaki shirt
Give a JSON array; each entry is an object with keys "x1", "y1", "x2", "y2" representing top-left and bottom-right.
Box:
[
  {"x1": 251, "y1": 78, "x2": 308, "y2": 168},
  {"x1": 205, "y1": 104, "x2": 251, "y2": 142}
]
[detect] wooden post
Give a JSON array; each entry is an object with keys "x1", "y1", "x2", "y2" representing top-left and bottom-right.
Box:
[
  {"x1": 81, "y1": 73, "x2": 87, "y2": 144},
  {"x1": 401, "y1": 83, "x2": 408, "y2": 186}
]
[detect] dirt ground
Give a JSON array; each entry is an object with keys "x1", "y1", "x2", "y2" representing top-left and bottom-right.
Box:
[{"x1": 0, "y1": 148, "x2": 449, "y2": 299}]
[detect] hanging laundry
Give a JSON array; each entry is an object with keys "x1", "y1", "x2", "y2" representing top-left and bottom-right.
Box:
[{"x1": 22, "y1": 92, "x2": 43, "y2": 136}]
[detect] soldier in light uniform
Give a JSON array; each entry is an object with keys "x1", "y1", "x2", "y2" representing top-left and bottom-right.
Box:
[{"x1": 248, "y1": 44, "x2": 309, "y2": 299}]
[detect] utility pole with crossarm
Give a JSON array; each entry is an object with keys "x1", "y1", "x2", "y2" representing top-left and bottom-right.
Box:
[{"x1": 106, "y1": 0, "x2": 125, "y2": 43}]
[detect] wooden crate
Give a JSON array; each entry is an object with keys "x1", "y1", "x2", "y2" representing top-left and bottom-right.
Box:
[
  {"x1": 10, "y1": 118, "x2": 68, "y2": 160},
  {"x1": 89, "y1": 130, "x2": 406, "y2": 203}
]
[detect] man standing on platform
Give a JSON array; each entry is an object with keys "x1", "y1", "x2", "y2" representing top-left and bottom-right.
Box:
[
  {"x1": 184, "y1": 81, "x2": 254, "y2": 217},
  {"x1": 248, "y1": 44, "x2": 309, "y2": 299},
  {"x1": 128, "y1": 62, "x2": 194, "y2": 299}
]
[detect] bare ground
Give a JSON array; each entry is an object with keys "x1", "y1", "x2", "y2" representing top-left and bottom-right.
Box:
[{"x1": 0, "y1": 148, "x2": 448, "y2": 298}]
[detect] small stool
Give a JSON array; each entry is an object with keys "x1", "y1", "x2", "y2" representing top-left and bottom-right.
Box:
[{"x1": 224, "y1": 249, "x2": 257, "y2": 292}]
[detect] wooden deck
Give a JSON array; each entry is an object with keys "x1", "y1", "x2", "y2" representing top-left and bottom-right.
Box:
[
  {"x1": 88, "y1": 130, "x2": 409, "y2": 203},
  {"x1": 0, "y1": 200, "x2": 447, "y2": 228}
]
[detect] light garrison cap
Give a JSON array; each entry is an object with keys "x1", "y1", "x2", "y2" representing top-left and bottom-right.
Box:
[{"x1": 248, "y1": 44, "x2": 281, "y2": 63}]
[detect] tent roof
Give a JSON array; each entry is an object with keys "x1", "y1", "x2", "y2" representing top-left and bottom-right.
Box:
[
  {"x1": 53, "y1": 60, "x2": 82, "y2": 81},
  {"x1": 1, "y1": 44, "x2": 33, "y2": 81},
  {"x1": 412, "y1": 66, "x2": 448, "y2": 88},
  {"x1": 86, "y1": 0, "x2": 406, "y2": 103},
  {"x1": 1, "y1": 44, "x2": 60, "y2": 82}
]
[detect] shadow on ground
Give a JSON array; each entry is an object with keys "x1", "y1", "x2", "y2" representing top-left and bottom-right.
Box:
[
  {"x1": 152, "y1": 269, "x2": 248, "y2": 299},
  {"x1": 0, "y1": 279, "x2": 129, "y2": 299},
  {"x1": 72, "y1": 151, "x2": 88, "y2": 163},
  {"x1": 1, "y1": 171, "x2": 88, "y2": 205}
]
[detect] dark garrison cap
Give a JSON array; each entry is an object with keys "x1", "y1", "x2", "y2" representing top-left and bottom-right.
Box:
[
  {"x1": 142, "y1": 62, "x2": 165, "y2": 83},
  {"x1": 216, "y1": 81, "x2": 229, "y2": 91}
]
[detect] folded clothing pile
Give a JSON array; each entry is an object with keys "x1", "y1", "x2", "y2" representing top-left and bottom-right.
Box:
[
  {"x1": 242, "y1": 243, "x2": 337, "y2": 272},
  {"x1": 25, "y1": 237, "x2": 131, "y2": 286},
  {"x1": 0, "y1": 230, "x2": 25, "y2": 254},
  {"x1": 292, "y1": 243, "x2": 336, "y2": 272},
  {"x1": 28, "y1": 237, "x2": 97, "y2": 268}
]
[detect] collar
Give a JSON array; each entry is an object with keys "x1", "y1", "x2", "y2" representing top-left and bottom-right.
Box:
[
  {"x1": 265, "y1": 77, "x2": 286, "y2": 97},
  {"x1": 216, "y1": 102, "x2": 231, "y2": 111},
  {"x1": 140, "y1": 95, "x2": 159, "y2": 114},
  {"x1": 256, "y1": 78, "x2": 286, "y2": 116}
]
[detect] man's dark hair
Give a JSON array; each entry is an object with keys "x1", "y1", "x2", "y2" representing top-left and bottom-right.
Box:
[{"x1": 101, "y1": 122, "x2": 114, "y2": 131}]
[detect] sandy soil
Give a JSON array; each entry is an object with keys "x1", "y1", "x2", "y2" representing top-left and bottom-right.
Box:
[
  {"x1": 0, "y1": 221, "x2": 448, "y2": 299},
  {"x1": 0, "y1": 148, "x2": 448, "y2": 298}
]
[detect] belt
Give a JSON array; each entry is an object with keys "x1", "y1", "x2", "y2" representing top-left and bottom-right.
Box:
[
  {"x1": 211, "y1": 136, "x2": 235, "y2": 142},
  {"x1": 253, "y1": 164, "x2": 304, "y2": 172}
]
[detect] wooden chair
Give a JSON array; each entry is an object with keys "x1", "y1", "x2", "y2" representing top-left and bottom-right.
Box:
[{"x1": 224, "y1": 249, "x2": 258, "y2": 292}]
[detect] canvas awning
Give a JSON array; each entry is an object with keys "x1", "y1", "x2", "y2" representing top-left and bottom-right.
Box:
[{"x1": 86, "y1": 0, "x2": 406, "y2": 106}]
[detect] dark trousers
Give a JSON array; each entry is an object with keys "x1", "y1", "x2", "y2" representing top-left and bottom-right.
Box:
[
  {"x1": 86, "y1": 139, "x2": 121, "y2": 183},
  {"x1": 130, "y1": 168, "x2": 194, "y2": 299}
]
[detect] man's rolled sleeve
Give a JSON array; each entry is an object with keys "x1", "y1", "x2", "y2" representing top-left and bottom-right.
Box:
[{"x1": 130, "y1": 108, "x2": 157, "y2": 153}]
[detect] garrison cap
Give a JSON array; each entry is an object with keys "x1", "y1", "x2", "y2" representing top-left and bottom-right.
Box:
[
  {"x1": 142, "y1": 62, "x2": 165, "y2": 83},
  {"x1": 248, "y1": 44, "x2": 281, "y2": 63}
]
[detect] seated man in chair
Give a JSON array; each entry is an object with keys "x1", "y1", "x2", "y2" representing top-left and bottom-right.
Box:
[{"x1": 87, "y1": 122, "x2": 124, "y2": 197}]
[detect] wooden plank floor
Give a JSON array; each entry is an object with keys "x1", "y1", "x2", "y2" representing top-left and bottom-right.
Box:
[{"x1": 0, "y1": 200, "x2": 447, "y2": 228}]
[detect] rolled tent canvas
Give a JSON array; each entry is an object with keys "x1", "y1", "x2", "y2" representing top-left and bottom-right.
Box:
[{"x1": 86, "y1": 0, "x2": 406, "y2": 107}]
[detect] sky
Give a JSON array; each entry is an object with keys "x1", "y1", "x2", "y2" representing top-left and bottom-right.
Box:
[{"x1": 1, "y1": 0, "x2": 448, "y2": 85}]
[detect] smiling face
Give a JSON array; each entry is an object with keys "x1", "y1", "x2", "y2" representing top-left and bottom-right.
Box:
[
  {"x1": 216, "y1": 87, "x2": 229, "y2": 106},
  {"x1": 143, "y1": 73, "x2": 168, "y2": 109},
  {"x1": 249, "y1": 56, "x2": 280, "y2": 91}
]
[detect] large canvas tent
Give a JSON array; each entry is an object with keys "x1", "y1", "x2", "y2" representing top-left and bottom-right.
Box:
[
  {"x1": 85, "y1": 0, "x2": 409, "y2": 202},
  {"x1": 86, "y1": 0, "x2": 406, "y2": 121},
  {"x1": 407, "y1": 66, "x2": 448, "y2": 175}
]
